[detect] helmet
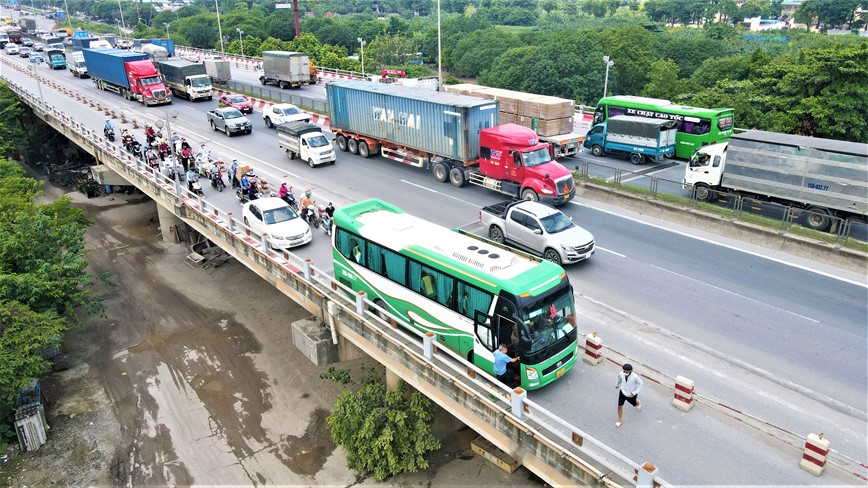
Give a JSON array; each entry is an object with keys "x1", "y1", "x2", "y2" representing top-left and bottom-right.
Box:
[
  {"x1": 200, "y1": 143, "x2": 205, "y2": 147},
  {"x1": 246, "y1": 170, "x2": 256, "y2": 177},
  {"x1": 622, "y1": 363, "x2": 633, "y2": 371},
  {"x1": 304, "y1": 190, "x2": 311, "y2": 197}
]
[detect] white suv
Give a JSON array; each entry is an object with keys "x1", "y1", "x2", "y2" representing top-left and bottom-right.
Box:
[{"x1": 262, "y1": 103, "x2": 311, "y2": 128}]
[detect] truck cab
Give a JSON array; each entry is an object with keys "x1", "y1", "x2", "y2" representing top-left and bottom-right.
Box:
[
  {"x1": 44, "y1": 48, "x2": 66, "y2": 69},
  {"x1": 68, "y1": 51, "x2": 87, "y2": 77},
  {"x1": 478, "y1": 124, "x2": 575, "y2": 206},
  {"x1": 125, "y1": 60, "x2": 171, "y2": 105}
]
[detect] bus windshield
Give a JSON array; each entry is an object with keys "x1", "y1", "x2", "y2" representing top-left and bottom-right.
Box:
[{"x1": 519, "y1": 286, "x2": 575, "y2": 355}]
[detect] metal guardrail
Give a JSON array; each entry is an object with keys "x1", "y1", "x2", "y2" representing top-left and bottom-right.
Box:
[
  {"x1": 2, "y1": 72, "x2": 670, "y2": 488},
  {"x1": 224, "y1": 79, "x2": 328, "y2": 114}
]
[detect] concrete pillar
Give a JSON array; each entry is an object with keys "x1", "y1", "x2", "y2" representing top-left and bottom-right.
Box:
[
  {"x1": 386, "y1": 369, "x2": 400, "y2": 391},
  {"x1": 156, "y1": 203, "x2": 184, "y2": 244}
]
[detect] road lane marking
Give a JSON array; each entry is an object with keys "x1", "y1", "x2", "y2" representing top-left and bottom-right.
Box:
[
  {"x1": 571, "y1": 200, "x2": 867, "y2": 288},
  {"x1": 597, "y1": 247, "x2": 625, "y2": 258},
  {"x1": 401, "y1": 180, "x2": 477, "y2": 207}
]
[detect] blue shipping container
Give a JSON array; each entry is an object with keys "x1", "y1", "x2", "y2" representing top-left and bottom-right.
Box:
[
  {"x1": 71, "y1": 37, "x2": 98, "y2": 50},
  {"x1": 73, "y1": 30, "x2": 89, "y2": 38},
  {"x1": 326, "y1": 80, "x2": 499, "y2": 163},
  {"x1": 150, "y1": 38, "x2": 175, "y2": 56},
  {"x1": 82, "y1": 49, "x2": 148, "y2": 89}
]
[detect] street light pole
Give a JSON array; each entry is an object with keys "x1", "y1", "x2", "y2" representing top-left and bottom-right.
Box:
[
  {"x1": 437, "y1": 0, "x2": 442, "y2": 86},
  {"x1": 154, "y1": 109, "x2": 180, "y2": 180},
  {"x1": 603, "y1": 55, "x2": 614, "y2": 98},
  {"x1": 29, "y1": 65, "x2": 44, "y2": 106},
  {"x1": 236, "y1": 28, "x2": 244, "y2": 57},
  {"x1": 117, "y1": 0, "x2": 126, "y2": 31},
  {"x1": 357, "y1": 37, "x2": 365, "y2": 76},
  {"x1": 215, "y1": 0, "x2": 225, "y2": 55},
  {"x1": 164, "y1": 23, "x2": 169, "y2": 37}
]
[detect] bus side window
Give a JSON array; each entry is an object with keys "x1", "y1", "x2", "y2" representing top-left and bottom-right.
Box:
[{"x1": 458, "y1": 282, "x2": 493, "y2": 320}]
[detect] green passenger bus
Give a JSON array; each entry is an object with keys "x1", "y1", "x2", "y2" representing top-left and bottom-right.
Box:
[
  {"x1": 593, "y1": 96, "x2": 734, "y2": 159},
  {"x1": 333, "y1": 199, "x2": 579, "y2": 390}
]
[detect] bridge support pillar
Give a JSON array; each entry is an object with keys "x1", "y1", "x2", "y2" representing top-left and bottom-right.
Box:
[
  {"x1": 386, "y1": 369, "x2": 400, "y2": 391},
  {"x1": 156, "y1": 203, "x2": 184, "y2": 244}
]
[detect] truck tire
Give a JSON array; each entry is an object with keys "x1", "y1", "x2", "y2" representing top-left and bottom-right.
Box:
[
  {"x1": 336, "y1": 135, "x2": 348, "y2": 151},
  {"x1": 286, "y1": 149, "x2": 295, "y2": 160},
  {"x1": 629, "y1": 153, "x2": 644, "y2": 165},
  {"x1": 265, "y1": 117, "x2": 273, "y2": 128},
  {"x1": 449, "y1": 167, "x2": 466, "y2": 187},
  {"x1": 693, "y1": 184, "x2": 714, "y2": 202},
  {"x1": 279, "y1": 81, "x2": 288, "y2": 89},
  {"x1": 489, "y1": 226, "x2": 505, "y2": 243},
  {"x1": 210, "y1": 121, "x2": 216, "y2": 131},
  {"x1": 803, "y1": 207, "x2": 832, "y2": 232},
  {"x1": 591, "y1": 145, "x2": 603, "y2": 157},
  {"x1": 308, "y1": 158, "x2": 316, "y2": 168},
  {"x1": 347, "y1": 138, "x2": 359, "y2": 155},
  {"x1": 543, "y1": 248, "x2": 562, "y2": 265},
  {"x1": 260, "y1": 77, "x2": 266, "y2": 85},
  {"x1": 358, "y1": 141, "x2": 370, "y2": 158},
  {"x1": 521, "y1": 188, "x2": 539, "y2": 202},
  {"x1": 433, "y1": 163, "x2": 449, "y2": 183}
]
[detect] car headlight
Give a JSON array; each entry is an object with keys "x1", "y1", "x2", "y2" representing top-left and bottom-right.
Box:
[
  {"x1": 560, "y1": 245, "x2": 574, "y2": 252},
  {"x1": 526, "y1": 368, "x2": 539, "y2": 380}
]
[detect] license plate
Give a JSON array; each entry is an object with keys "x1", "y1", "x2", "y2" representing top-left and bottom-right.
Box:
[{"x1": 556, "y1": 367, "x2": 565, "y2": 378}]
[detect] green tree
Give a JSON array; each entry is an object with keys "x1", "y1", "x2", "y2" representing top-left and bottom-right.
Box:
[
  {"x1": 327, "y1": 381, "x2": 440, "y2": 481},
  {"x1": 0, "y1": 299, "x2": 67, "y2": 406},
  {"x1": 366, "y1": 34, "x2": 417, "y2": 69},
  {"x1": 641, "y1": 59, "x2": 687, "y2": 98},
  {"x1": 452, "y1": 28, "x2": 524, "y2": 77},
  {"x1": 599, "y1": 25, "x2": 660, "y2": 95}
]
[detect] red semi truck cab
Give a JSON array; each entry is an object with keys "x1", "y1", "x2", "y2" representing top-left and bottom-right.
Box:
[
  {"x1": 125, "y1": 60, "x2": 171, "y2": 106},
  {"x1": 475, "y1": 124, "x2": 576, "y2": 206}
]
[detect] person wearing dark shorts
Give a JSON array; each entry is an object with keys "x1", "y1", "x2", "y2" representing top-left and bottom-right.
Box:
[{"x1": 615, "y1": 363, "x2": 643, "y2": 427}]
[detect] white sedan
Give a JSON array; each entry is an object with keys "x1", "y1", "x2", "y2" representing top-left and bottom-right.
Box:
[
  {"x1": 262, "y1": 103, "x2": 311, "y2": 128},
  {"x1": 241, "y1": 197, "x2": 312, "y2": 249}
]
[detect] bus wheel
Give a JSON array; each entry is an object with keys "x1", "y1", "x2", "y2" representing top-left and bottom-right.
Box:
[
  {"x1": 373, "y1": 299, "x2": 389, "y2": 321},
  {"x1": 629, "y1": 153, "x2": 644, "y2": 165},
  {"x1": 433, "y1": 162, "x2": 449, "y2": 182},
  {"x1": 358, "y1": 141, "x2": 370, "y2": 158},
  {"x1": 591, "y1": 145, "x2": 603, "y2": 157},
  {"x1": 693, "y1": 184, "x2": 714, "y2": 202},
  {"x1": 347, "y1": 138, "x2": 359, "y2": 155},
  {"x1": 803, "y1": 207, "x2": 832, "y2": 232},
  {"x1": 449, "y1": 167, "x2": 466, "y2": 187},
  {"x1": 336, "y1": 135, "x2": 348, "y2": 151}
]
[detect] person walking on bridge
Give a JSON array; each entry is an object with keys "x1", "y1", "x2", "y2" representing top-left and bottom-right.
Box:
[{"x1": 615, "y1": 363, "x2": 643, "y2": 428}]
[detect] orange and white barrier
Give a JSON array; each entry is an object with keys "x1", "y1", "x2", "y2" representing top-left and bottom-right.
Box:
[
  {"x1": 672, "y1": 376, "x2": 695, "y2": 412},
  {"x1": 582, "y1": 333, "x2": 602, "y2": 365},
  {"x1": 799, "y1": 433, "x2": 830, "y2": 476}
]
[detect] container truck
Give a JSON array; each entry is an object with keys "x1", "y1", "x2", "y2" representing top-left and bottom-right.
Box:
[
  {"x1": 683, "y1": 130, "x2": 868, "y2": 232},
  {"x1": 154, "y1": 59, "x2": 212, "y2": 100},
  {"x1": 277, "y1": 121, "x2": 336, "y2": 167},
  {"x1": 327, "y1": 81, "x2": 576, "y2": 206},
  {"x1": 203, "y1": 58, "x2": 230, "y2": 83},
  {"x1": 70, "y1": 36, "x2": 98, "y2": 50},
  {"x1": 44, "y1": 48, "x2": 66, "y2": 69},
  {"x1": 149, "y1": 38, "x2": 174, "y2": 56},
  {"x1": 82, "y1": 48, "x2": 171, "y2": 106},
  {"x1": 583, "y1": 115, "x2": 677, "y2": 165},
  {"x1": 4, "y1": 27, "x2": 22, "y2": 44},
  {"x1": 259, "y1": 51, "x2": 312, "y2": 89},
  {"x1": 134, "y1": 43, "x2": 168, "y2": 61}
]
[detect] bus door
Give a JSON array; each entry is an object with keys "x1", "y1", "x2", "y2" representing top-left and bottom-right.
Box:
[{"x1": 474, "y1": 297, "x2": 519, "y2": 356}]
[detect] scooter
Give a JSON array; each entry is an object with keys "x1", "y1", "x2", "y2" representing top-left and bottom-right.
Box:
[
  {"x1": 236, "y1": 186, "x2": 262, "y2": 203},
  {"x1": 301, "y1": 204, "x2": 320, "y2": 229},
  {"x1": 272, "y1": 186, "x2": 299, "y2": 212},
  {"x1": 318, "y1": 205, "x2": 333, "y2": 236},
  {"x1": 189, "y1": 178, "x2": 204, "y2": 197},
  {"x1": 210, "y1": 169, "x2": 225, "y2": 192},
  {"x1": 104, "y1": 126, "x2": 115, "y2": 142}
]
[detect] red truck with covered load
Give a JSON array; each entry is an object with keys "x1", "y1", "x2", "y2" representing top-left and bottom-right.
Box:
[{"x1": 326, "y1": 80, "x2": 575, "y2": 205}]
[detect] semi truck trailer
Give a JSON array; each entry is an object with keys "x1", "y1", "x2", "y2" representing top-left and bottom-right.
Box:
[
  {"x1": 82, "y1": 48, "x2": 171, "y2": 106},
  {"x1": 154, "y1": 59, "x2": 212, "y2": 100},
  {"x1": 327, "y1": 81, "x2": 576, "y2": 206},
  {"x1": 203, "y1": 58, "x2": 230, "y2": 83},
  {"x1": 683, "y1": 130, "x2": 868, "y2": 231}
]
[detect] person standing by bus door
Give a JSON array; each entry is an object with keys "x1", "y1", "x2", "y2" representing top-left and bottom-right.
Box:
[
  {"x1": 615, "y1": 363, "x2": 643, "y2": 428},
  {"x1": 494, "y1": 344, "x2": 520, "y2": 388}
]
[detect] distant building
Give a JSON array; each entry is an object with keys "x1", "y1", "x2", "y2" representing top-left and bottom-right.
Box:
[{"x1": 780, "y1": 0, "x2": 803, "y2": 19}]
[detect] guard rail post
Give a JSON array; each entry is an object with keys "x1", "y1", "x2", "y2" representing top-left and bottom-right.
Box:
[
  {"x1": 356, "y1": 291, "x2": 367, "y2": 317},
  {"x1": 511, "y1": 388, "x2": 527, "y2": 419},
  {"x1": 303, "y1": 257, "x2": 312, "y2": 282},
  {"x1": 423, "y1": 332, "x2": 435, "y2": 360},
  {"x1": 260, "y1": 233, "x2": 269, "y2": 251}
]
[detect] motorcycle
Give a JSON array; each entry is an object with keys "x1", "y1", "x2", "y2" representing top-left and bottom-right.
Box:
[
  {"x1": 236, "y1": 187, "x2": 262, "y2": 203},
  {"x1": 188, "y1": 177, "x2": 204, "y2": 197},
  {"x1": 301, "y1": 203, "x2": 320, "y2": 229},
  {"x1": 318, "y1": 205, "x2": 333, "y2": 236},
  {"x1": 104, "y1": 126, "x2": 115, "y2": 142},
  {"x1": 272, "y1": 186, "x2": 299, "y2": 212},
  {"x1": 210, "y1": 169, "x2": 225, "y2": 192}
]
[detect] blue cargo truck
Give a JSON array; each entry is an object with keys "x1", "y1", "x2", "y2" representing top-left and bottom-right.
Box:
[
  {"x1": 82, "y1": 49, "x2": 171, "y2": 106},
  {"x1": 583, "y1": 115, "x2": 677, "y2": 165}
]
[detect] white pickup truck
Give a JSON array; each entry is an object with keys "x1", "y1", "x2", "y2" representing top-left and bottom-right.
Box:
[
  {"x1": 276, "y1": 121, "x2": 336, "y2": 167},
  {"x1": 479, "y1": 200, "x2": 595, "y2": 265}
]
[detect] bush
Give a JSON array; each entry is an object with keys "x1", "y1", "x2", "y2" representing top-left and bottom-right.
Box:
[{"x1": 326, "y1": 380, "x2": 440, "y2": 481}]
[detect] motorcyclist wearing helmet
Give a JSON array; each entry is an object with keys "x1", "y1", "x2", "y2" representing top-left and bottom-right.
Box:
[{"x1": 300, "y1": 189, "x2": 313, "y2": 221}]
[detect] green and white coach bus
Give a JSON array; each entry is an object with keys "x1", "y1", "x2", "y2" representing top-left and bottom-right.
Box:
[{"x1": 332, "y1": 199, "x2": 579, "y2": 390}]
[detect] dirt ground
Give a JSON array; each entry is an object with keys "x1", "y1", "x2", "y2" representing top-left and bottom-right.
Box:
[{"x1": 0, "y1": 178, "x2": 544, "y2": 487}]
